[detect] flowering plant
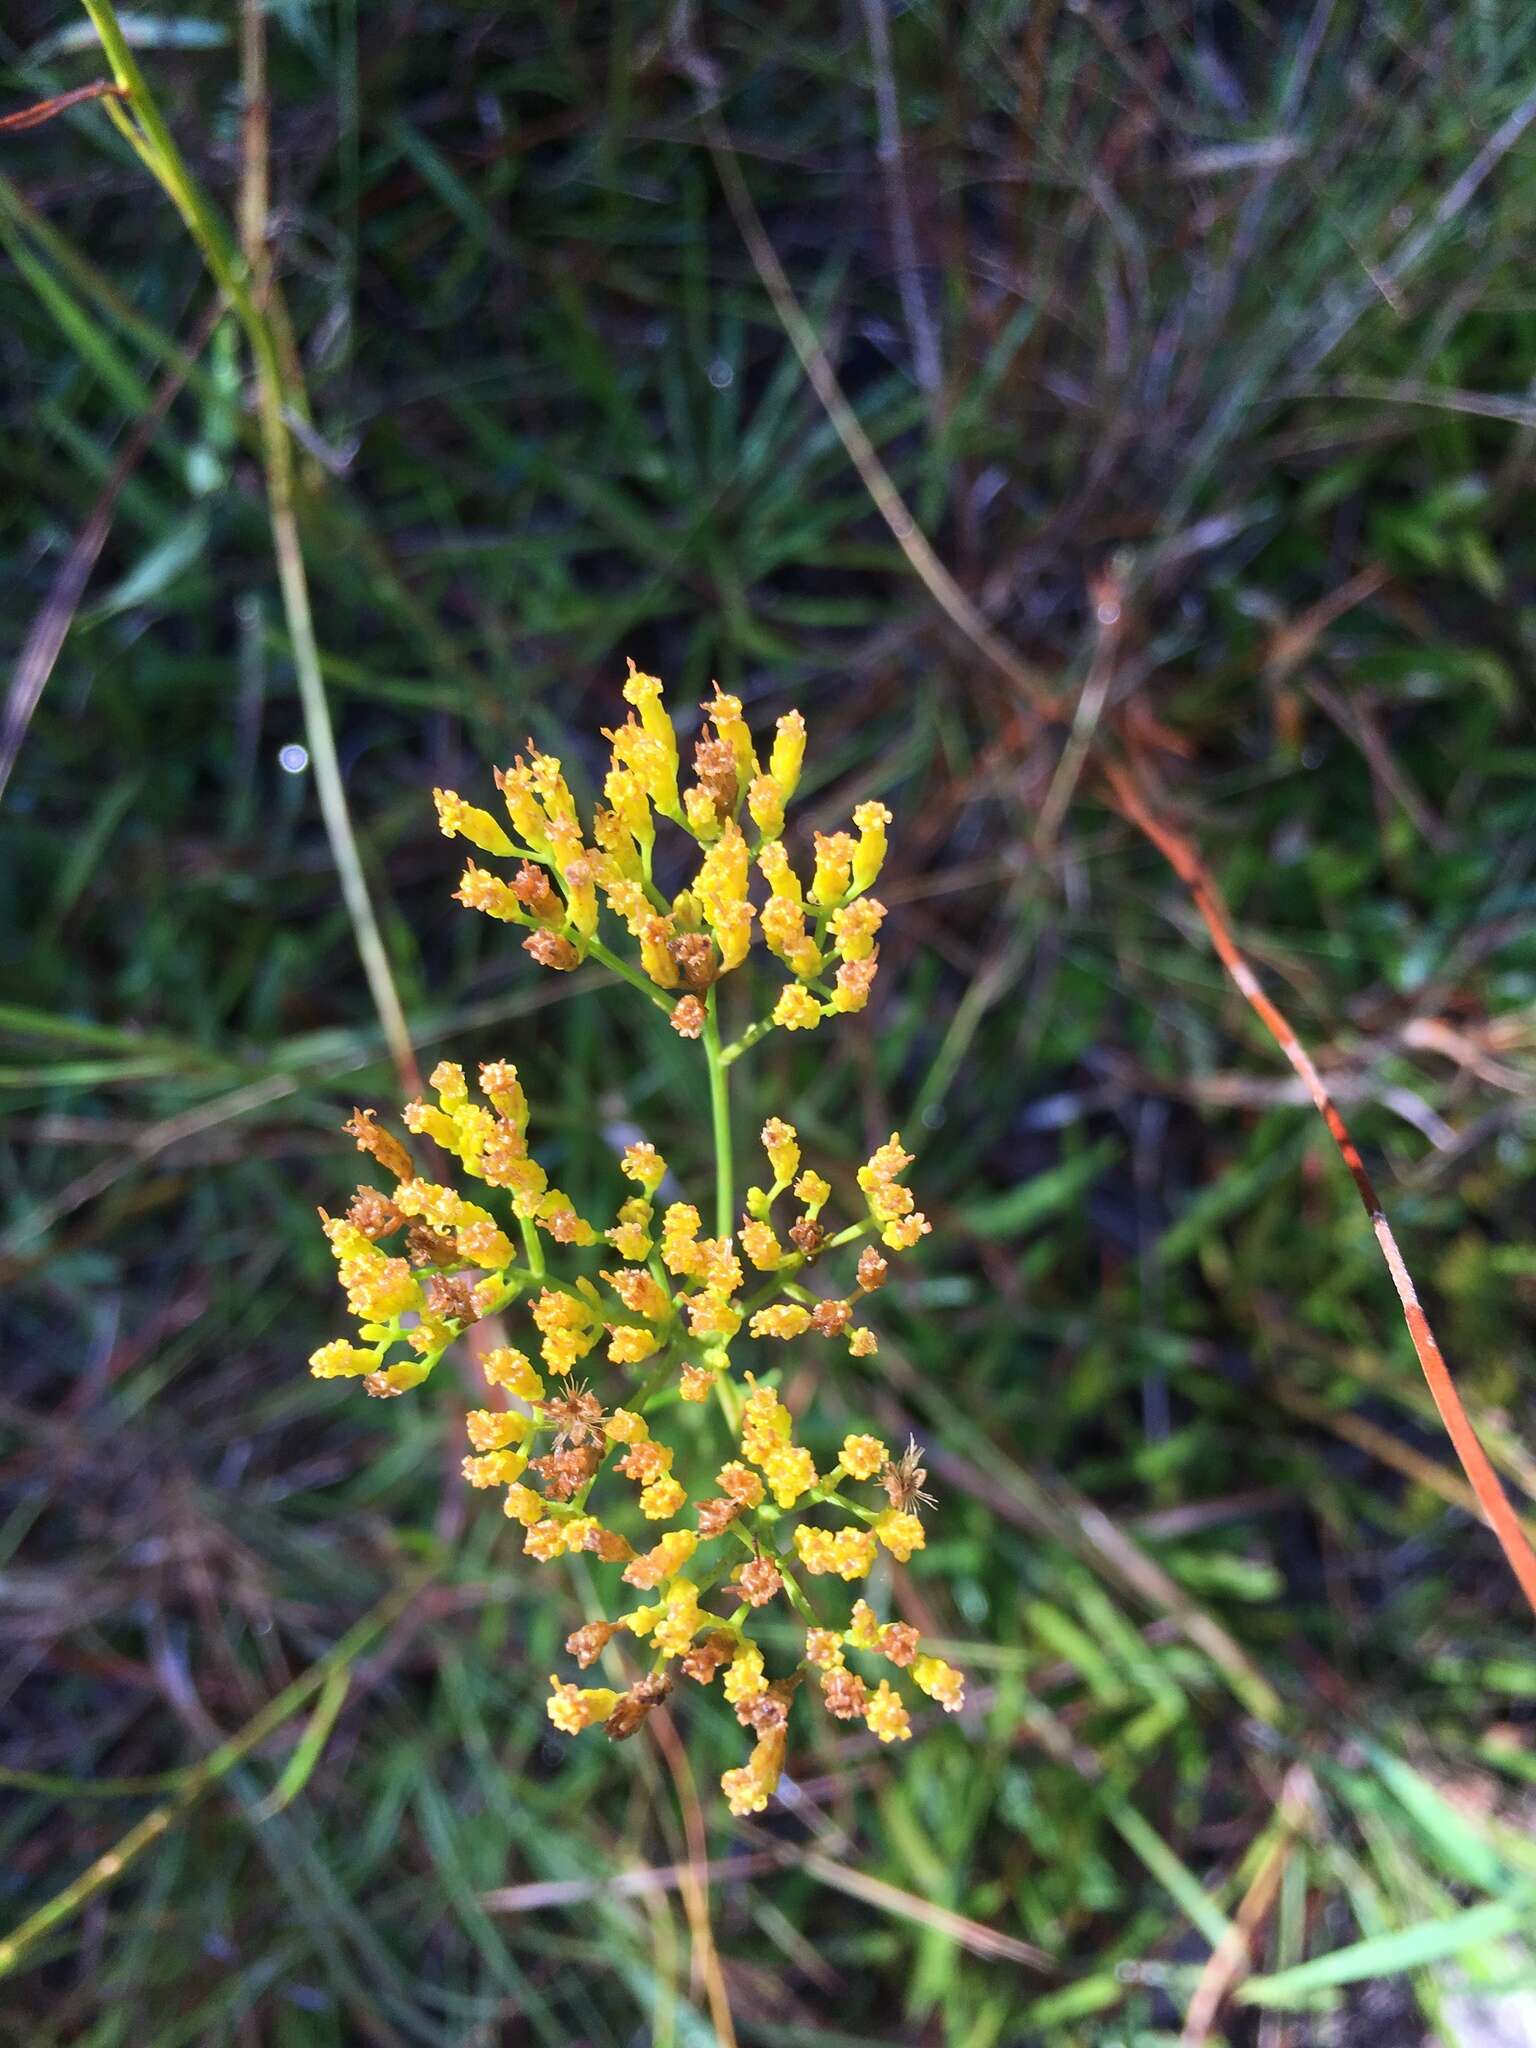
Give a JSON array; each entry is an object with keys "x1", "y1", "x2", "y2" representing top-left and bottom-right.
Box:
[{"x1": 310, "y1": 668, "x2": 965, "y2": 1812}]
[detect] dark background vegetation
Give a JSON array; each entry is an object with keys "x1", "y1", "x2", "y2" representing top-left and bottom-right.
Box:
[{"x1": 5, "y1": 3, "x2": 1536, "y2": 2042}]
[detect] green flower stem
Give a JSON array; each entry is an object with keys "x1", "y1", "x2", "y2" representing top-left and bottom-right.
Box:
[
  {"x1": 700, "y1": 989, "x2": 745, "y2": 1437},
  {"x1": 702, "y1": 988, "x2": 733, "y2": 1241},
  {"x1": 586, "y1": 937, "x2": 675, "y2": 1015},
  {"x1": 720, "y1": 1014, "x2": 777, "y2": 1066},
  {"x1": 735, "y1": 1217, "x2": 877, "y2": 1321},
  {"x1": 516, "y1": 1217, "x2": 546, "y2": 1281}
]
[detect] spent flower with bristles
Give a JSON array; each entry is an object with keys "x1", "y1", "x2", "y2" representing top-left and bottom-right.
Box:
[{"x1": 307, "y1": 666, "x2": 968, "y2": 1815}]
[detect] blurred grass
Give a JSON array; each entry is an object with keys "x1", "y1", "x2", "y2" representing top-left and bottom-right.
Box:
[{"x1": 4, "y1": 2, "x2": 1536, "y2": 2042}]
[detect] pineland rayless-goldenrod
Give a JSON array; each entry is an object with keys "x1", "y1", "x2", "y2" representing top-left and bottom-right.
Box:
[{"x1": 310, "y1": 667, "x2": 964, "y2": 1814}]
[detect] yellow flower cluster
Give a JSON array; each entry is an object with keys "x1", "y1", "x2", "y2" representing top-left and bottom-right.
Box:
[
  {"x1": 431, "y1": 666, "x2": 891, "y2": 1036},
  {"x1": 308, "y1": 669, "x2": 964, "y2": 1815}
]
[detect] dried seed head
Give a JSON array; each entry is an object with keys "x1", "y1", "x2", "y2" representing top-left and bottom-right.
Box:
[
  {"x1": 692, "y1": 734, "x2": 739, "y2": 816},
  {"x1": 736, "y1": 1675, "x2": 798, "y2": 1732},
  {"x1": 882, "y1": 1437, "x2": 937, "y2": 1516},
  {"x1": 856, "y1": 1245, "x2": 889, "y2": 1293},
  {"x1": 405, "y1": 1222, "x2": 459, "y2": 1268},
  {"x1": 696, "y1": 1496, "x2": 740, "y2": 1539},
  {"x1": 821, "y1": 1669, "x2": 869, "y2": 1720},
  {"x1": 511, "y1": 861, "x2": 560, "y2": 920},
  {"x1": 343, "y1": 1107, "x2": 413, "y2": 1183},
  {"x1": 523, "y1": 930, "x2": 581, "y2": 972},
  {"x1": 604, "y1": 1672, "x2": 674, "y2": 1741},
  {"x1": 667, "y1": 931, "x2": 718, "y2": 990},
  {"x1": 528, "y1": 1446, "x2": 599, "y2": 1502},
  {"x1": 788, "y1": 1215, "x2": 825, "y2": 1257},
  {"x1": 538, "y1": 1385, "x2": 607, "y2": 1450},
  {"x1": 810, "y1": 1298, "x2": 851, "y2": 1337},
  {"x1": 669, "y1": 994, "x2": 707, "y2": 1038},
  {"x1": 424, "y1": 1272, "x2": 482, "y2": 1325},
  {"x1": 346, "y1": 1185, "x2": 403, "y2": 1240},
  {"x1": 565, "y1": 1620, "x2": 619, "y2": 1668},
  {"x1": 733, "y1": 1556, "x2": 783, "y2": 1608},
  {"x1": 879, "y1": 1621, "x2": 921, "y2": 1668},
  {"x1": 682, "y1": 1632, "x2": 737, "y2": 1684}
]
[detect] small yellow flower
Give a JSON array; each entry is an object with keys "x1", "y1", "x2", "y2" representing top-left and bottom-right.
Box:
[
  {"x1": 546, "y1": 1678, "x2": 619, "y2": 1734},
  {"x1": 912, "y1": 1654, "x2": 966, "y2": 1712},
  {"x1": 804, "y1": 1627, "x2": 846, "y2": 1671},
  {"x1": 717, "y1": 1461, "x2": 765, "y2": 1508},
  {"x1": 433, "y1": 788, "x2": 515, "y2": 857},
  {"x1": 503, "y1": 1484, "x2": 545, "y2": 1526},
  {"x1": 772, "y1": 983, "x2": 823, "y2": 1032},
  {"x1": 461, "y1": 1449, "x2": 526, "y2": 1489},
  {"x1": 810, "y1": 831, "x2": 854, "y2": 907},
  {"x1": 839, "y1": 1433, "x2": 888, "y2": 1481},
  {"x1": 660, "y1": 1203, "x2": 705, "y2": 1277},
  {"x1": 739, "y1": 1219, "x2": 785, "y2": 1270},
  {"x1": 749, "y1": 1303, "x2": 811, "y2": 1340},
  {"x1": 607, "y1": 1324, "x2": 661, "y2": 1365},
  {"x1": 760, "y1": 1442, "x2": 818, "y2": 1509},
  {"x1": 850, "y1": 801, "x2": 891, "y2": 892},
  {"x1": 525, "y1": 1519, "x2": 569, "y2": 1561},
  {"x1": 639, "y1": 1475, "x2": 687, "y2": 1520},
  {"x1": 621, "y1": 1141, "x2": 667, "y2": 1194},
  {"x1": 722, "y1": 1643, "x2": 767, "y2": 1705},
  {"x1": 465, "y1": 1409, "x2": 531, "y2": 1452},
  {"x1": 309, "y1": 1339, "x2": 376, "y2": 1379},
  {"x1": 864, "y1": 1679, "x2": 912, "y2": 1743},
  {"x1": 759, "y1": 1117, "x2": 800, "y2": 1185},
  {"x1": 874, "y1": 1509, "x2": 926, "y2": 1562},
  {"x1": 479, "y1": 1347, "x2": 542, "y2": 1399},
  {"x1": 603, "y1": 1407, "x2": 649, "y2": 1445}
]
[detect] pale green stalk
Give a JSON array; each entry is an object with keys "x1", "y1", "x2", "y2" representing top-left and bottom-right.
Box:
[{"x1": 78, "y1": 0, "x2": 418, "y2": 1090}]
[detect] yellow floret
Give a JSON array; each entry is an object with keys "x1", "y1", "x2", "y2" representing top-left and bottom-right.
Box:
[
  {"x1": 546, "y1": 1679, "x2": 619, "y2": 1734},
  {"x1": 772, "y1": 984, "x2": 823, "y2": 1032},
  {"x1": 839, "y1": 1433, "x2": 888, "y2": 1482},
  {"x1": 864, "y1": 1678, "x2": 912, "y2": 1743},
  {"x1": 874, "y1": 1510, "x2": 926, "y2": 1562}
]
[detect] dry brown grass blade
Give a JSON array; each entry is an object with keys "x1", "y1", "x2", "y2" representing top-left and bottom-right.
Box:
[
  {"x1": 691, "y1": 86, "x2": 1059, "y2": 719},
  {"x1": 1180, "y1": 1764, "x2": 1317, "y2": 2044},
  {"x1": 1101, "y1": 752, "x2": 1536, "y2": 1619},
  {"x1": 649, "y1": 1705, "x2": 740, "y2": 2048}
]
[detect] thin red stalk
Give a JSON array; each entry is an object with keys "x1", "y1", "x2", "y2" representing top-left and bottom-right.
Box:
[
  {"x1": 0, "y1": 80, "x2": 125, "y2": 134},
  {"x1": 1102, "y1": 752, "x2": 1536, "y2": 1618}
]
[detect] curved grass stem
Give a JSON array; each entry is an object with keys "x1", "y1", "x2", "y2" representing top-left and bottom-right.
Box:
[{"x1": 77, "y1": 0, "x2": 419, "y2": 1091}]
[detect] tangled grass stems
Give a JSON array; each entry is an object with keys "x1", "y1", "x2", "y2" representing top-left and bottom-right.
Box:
[{"x1": 699, "y1": 93, "x2": 1536, "y2": 1626}]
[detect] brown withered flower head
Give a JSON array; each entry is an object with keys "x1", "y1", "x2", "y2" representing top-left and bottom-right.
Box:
[
  {"x1": 604, "y1": 1672, "x2": 673, "y2": 1741},
  {"x1": 788, "y1": 1215, "x2": 825, "y2": 1258},
  {"x1": 346, "y1": 1185, "x2": 403, "y2": 1240},
  {"x1": 528, "y1": 1446, "x2": 600, "y2": 1502},
  {"x1": 538, "y1": 1384, "x2": 607, "y2": 1450},
  {"x1": 425, "y1": 1272, "x2": 482, "y2": 1324},
  {"x1": 882, "y1": 1436, "x2": 938, "y2": 1516},
  {"x1": 733, "y1": 1554, "x2": 784, "y2": 1608}
]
